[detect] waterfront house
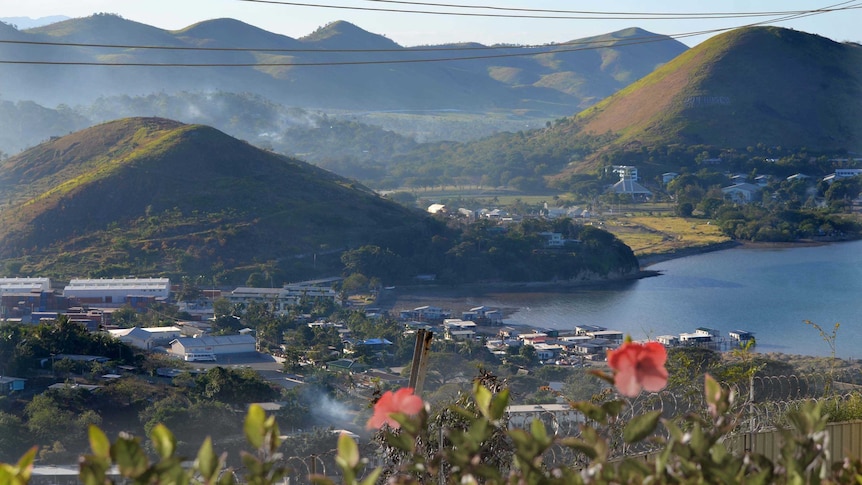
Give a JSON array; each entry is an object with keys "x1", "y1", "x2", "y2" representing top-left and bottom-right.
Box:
[
  {"x1": 573, "y1": 340, "x2": 611, "y2": 357},
  {"x1": 586, "y1": 330, "x2": 624, "y2": 342},
  {"x1": 729, "y1": 330, "x2": 755, "y2": 342},
  {"x1": 657, "y1": 335, "x2": 679, "y2": 347},
  {"x1": 575, "y1": 325, "x2": 606, "y2": 336}
]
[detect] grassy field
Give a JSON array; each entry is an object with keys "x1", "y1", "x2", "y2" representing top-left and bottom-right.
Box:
[
  {"x1": 601, "y1": 214, "x2": 731, "y2": 257},
  {"x1": 407, "y1": 188, "x2": 731, "y2": 259}
]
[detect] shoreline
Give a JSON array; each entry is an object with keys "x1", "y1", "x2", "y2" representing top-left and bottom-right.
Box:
[{"x1": 377, "y1": 236, "x2": 857, "y2": 317}]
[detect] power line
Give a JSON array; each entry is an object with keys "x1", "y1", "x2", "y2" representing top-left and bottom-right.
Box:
[
  {"x1": 0, "y1": 1, "x2": 855, "y2": 67},
  {"x1": 0, "y1": 28, "x2": 722, "y2": 67},
  {"x1": 362, "y1": 0, "x2": 831, "y2": 18},
  {"x1": 0, "y1": 31, "x2": 683, "y2": 53},
  {"x1": 237, "y1": 0, "x2": 862, "y2": 20}
]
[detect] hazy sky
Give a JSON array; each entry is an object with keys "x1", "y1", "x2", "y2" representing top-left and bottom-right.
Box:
[{"x1": 2, "y1": 0, "x2": 861, "y2": 48}]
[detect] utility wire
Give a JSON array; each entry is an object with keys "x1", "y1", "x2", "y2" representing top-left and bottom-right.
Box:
[
  {"x1": 0, "y1": 27, "x2": 733, "y2": 67},
  {"x1": 363, "y1": 0, "x2": 840, "y2": 18},
  {"x1": 0, "y1": 1, "x2": 855, "y2": 67},
  {"x1": 237, "y1": 0, "x2": 862, "y2": 20},
  {"x1": 0, "y1": 2, "x2": 857, "y2": 54}
]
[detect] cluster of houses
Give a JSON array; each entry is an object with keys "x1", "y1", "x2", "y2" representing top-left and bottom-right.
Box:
[{"x1": 393, "y1": 303, "x2": 757, "y2": 366}]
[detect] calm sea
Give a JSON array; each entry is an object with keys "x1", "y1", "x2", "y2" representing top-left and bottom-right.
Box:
[{"x1": 416, "y1": 240, "x2": 862, "y2": 358}]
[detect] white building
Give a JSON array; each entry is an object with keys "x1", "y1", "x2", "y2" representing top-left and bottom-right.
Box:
[
  {"x1": 64, "y1": 278, "x2": 171, "y2": 303},
  {"x1": 0, "y1": 277, "x2": 52, "y2": 295},
  {"x1": 835, "y1": 168, "x2": 862, "y2": 179},
  {"x1": 721, "y1": 183, "x2": 761, "y2": 203},
  {"x1": 228, "y1": 278, "x2": 341, "y2": 314},
  {"x1": 538, "y1": 232, "x2": 565, "y2": 247},
  {"x1": 613, "y1": 165, "x2": 639, "y2": 181},
  {"x1": 168, "y1": 334, "x2": 256, "y2": 361},
  {"x1": 109, "y1": 326, "x2": 183, "y2": 350}
]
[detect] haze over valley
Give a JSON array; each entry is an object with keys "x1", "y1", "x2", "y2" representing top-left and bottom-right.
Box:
[{"x1": 3, "y1": 7, "x2": 862, "y2": 476}]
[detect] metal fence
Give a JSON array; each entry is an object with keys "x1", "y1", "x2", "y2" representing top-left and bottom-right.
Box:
[{"x1": 280, "y1": 370, "x2": 862, "y2": 483}]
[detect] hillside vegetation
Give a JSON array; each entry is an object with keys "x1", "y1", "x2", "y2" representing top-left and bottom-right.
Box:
[{"x1": 0, "y1": 117, "x2": 424, "y2": 281}]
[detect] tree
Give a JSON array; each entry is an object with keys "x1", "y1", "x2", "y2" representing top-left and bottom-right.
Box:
[
  {"x1": 0, "y1": 412, "x2": 27, "y2": 462},
  {"x1": 341, "y1": 273, "x2": 369, "y2": 295}
]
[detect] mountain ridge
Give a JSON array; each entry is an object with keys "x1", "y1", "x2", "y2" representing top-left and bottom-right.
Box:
[{"x1": 0, "y1": 14, "x2": 688, "y2": 116}]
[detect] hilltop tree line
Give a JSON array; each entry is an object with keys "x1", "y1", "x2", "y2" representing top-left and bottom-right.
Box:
[{"x1": 344, "y1": 217, "x2": 639, "y2": 285}]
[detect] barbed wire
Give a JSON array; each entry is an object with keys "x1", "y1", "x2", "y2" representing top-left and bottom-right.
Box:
[{"x1": 277, "y1": 370, "x2": 862, "y2": 480}]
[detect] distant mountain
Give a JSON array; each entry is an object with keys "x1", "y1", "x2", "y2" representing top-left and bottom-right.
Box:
[
  {"x1": 0, "y1": 16, "x2": 68, "y2": 29},
  {"x1": 0, "y1": 117, "x2": 424, "y2": 281},
  {"x1": 572, "y1": 26, "x2": 862, "y2": 156},
  {"x1": 0, "y1": 14, "x2": 687, "y2": 117},
  {"x1": 372, "y1": 27, "x2": 862, "y2": 189}
]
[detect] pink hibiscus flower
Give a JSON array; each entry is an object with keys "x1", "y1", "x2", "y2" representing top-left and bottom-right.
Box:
[
  {"x1": 607, "y1": 341, "x2": 669, "y2": 397},
  {"x1": 366, "y1": 387, "x2": 424, "y2": 430}
]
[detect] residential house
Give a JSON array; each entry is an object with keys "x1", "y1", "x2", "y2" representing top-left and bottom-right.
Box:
[
  {"x1": 400, "y1": 306, "x2": 450, "y2": 322},
  {"x1": 722, "y1": 183, "x2": 761, "y2": 203},
  {"x1": 325, "y1": 358, "x2": 369, "y2": 374},
  {"x1": 573, "y1": 340, "x2": 611, "y2": 360},
  {"x1": 0, "y1": 376, "x2": 26, "y2": 394},
  {"x1": 427, "y1": 203, "x2": 447, "y2": 214},
  {"x1": 532, "y1": 343, "x2": 564, "y2": 361},
  {"x1": 585, "y1": 330, "x2": 624, "y2": 342},
  {"x1": 729, "y1": 330, "x2": 755, "y2": 342},
  {"x1": 754, "y1": 175, "x2": 771, "y2": 187},
  {"x1": 575, "y1": 325, "x2": 606, "y2": 336},
  {"x1": 608, "y1": 178, "x2": 652, "y2": 201},
  {"x1": 462, "y1": 306, "x2": 502, "y2": 325},
  {"x1": 657, "y1": 335, "x2": 679, "y2": 347},
  {"x1": 538, "y1": 232, "x2": 565, "y2": 247}
]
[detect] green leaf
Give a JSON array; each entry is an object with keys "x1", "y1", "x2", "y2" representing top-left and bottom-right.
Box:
[
  {"x1": 623, "y1": 410, "x2": 661, "y2": 444},
  {"x1": 150, "y1": 423, "x2": 176, "y2": 460},
  {"x1": 601, "y1": 400, "x2": 626, "y2": 418},
  {"x1": 15, "y1": 446, "x2": 36, "y2": 478},
  {"x1": 359, "y1": 468, "x2": 383, "y2": 485},
  {"x1": 88, "y1": 426, "x2": 111, "y2": 459},
  {"x1": 384, "y1": 431, "x2": 415, "y2": 452},
  {"x1": 111, "y1": 436, "x2": 150, "y2": 478},
  {"x1": 474, "y1": 384, "x2": 492, "y2": 418},
  {"x1": 244, "y1": 404, "x2": 266, "y2": 450},
  {"x1": 217, "y1": 470, "x2": 237, "y2": 485},
  {"x1": 704, "y1": 374, "x2": 722, "y2": 411},
  {"x1": 559, "y1": 437, "x2": 598, "y2": 460},
  {"x1": 489, "y1": 388, "x2": 510, "y2": 421},
  {"x1": 570, "y1": 401, "x2": 607, "y2": 424},
  {"x1": 195, "y1": 437, "x2": 219, "y2": 483},
  {"x1": 530, "y1": 418, "x2": 550, "y2": 446},
  {"x1": 337, "y1": 432, "x2": 360, "y2": 468}
]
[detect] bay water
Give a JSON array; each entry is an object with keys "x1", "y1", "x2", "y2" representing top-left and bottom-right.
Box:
[{"x1": 439, "y1": 240, "x2": 862, "y2": 358}]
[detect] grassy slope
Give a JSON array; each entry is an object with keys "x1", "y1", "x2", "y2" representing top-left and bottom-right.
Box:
[
  {"x1": 561, "y1": 27, "x2": 862, "y2": 174},
  {"x1": 0, "y1": 118, "x2": 423, "y2": 279}
]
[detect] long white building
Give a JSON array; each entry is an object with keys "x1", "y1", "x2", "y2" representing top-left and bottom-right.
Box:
[
  {"x1": 64, "y1": 278, "x2": 171, "y2": 303},
  {"x1": 0, "y1": 277, "x2": 52, "y2": 295}
]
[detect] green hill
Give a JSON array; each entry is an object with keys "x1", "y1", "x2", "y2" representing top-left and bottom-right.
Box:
[
  {"x1": 379, "y1": 26, "x2": 862, "y2": 189},
  {"x1": 573, "y1": 26, "x2": 862, "y2": 155},
  {"x1": 0, "y1": 117, "x2": 425, "y2": 281}
]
